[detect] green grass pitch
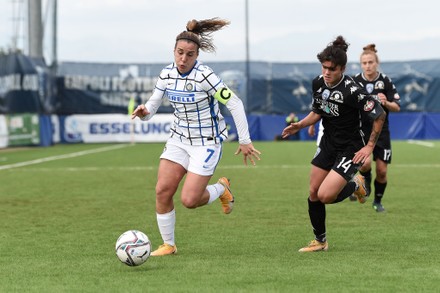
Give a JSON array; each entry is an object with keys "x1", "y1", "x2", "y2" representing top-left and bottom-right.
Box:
[{"x1": 1, "y1": 141, "x2": 439, "y2": 292}]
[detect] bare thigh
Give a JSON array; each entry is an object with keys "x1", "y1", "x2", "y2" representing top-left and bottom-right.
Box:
[
  {"x1": 309, "y1": 165, "x2": 328, "y2": 201},
  {"x1": 156, "y1": 159, "x2": 187, "y2": 213}
]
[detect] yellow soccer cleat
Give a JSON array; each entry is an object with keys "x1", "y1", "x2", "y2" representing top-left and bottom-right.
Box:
[
  {"x1": 150, "y1": 243, "x2": 177, "y2": 256},
  {"x1": 353, "y1": 174, "x2": 367, "y2": 204},
  {"x1": 298, "y1": 239, "x2": 329, "y2": 252},
  {"x1": 217, "y1": 177, "x2": 234, "y2": 214}
]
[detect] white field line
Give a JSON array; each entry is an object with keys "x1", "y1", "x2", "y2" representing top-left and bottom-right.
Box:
[
  {"x1": 0, "y1": 144, "x2": 130, "y2": 171},
  {"x1": 407, "y1": 140, "x2": 435, "y2": 148},
  {"x1": 4, "y1": 163, "x2": 440, "y2": 172}
]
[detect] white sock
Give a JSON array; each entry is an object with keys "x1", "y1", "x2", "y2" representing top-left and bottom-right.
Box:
[
  {"x1": 206, "y1": 183, "x2": 225, "y2": 204},
  {"x1": 156, "y1": 209, "x2": 176, "y2": 246}
]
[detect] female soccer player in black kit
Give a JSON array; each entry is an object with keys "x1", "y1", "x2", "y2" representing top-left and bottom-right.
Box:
[
  {"x1": 353, "y1": 44, "x2": 401, "y2": 212},
  {"x1": 282, "y1": 36, "x2": 386, "y2": 252}
]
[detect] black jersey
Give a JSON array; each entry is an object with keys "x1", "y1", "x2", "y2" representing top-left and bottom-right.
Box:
[
  {"x1": 353, "y1": 72, "x2": 401, "y2": 142},
  {"x1": 312, "y1": 74, "x2": 383, "y2": 150}
]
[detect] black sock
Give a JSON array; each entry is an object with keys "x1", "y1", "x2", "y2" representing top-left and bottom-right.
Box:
[
  {"x1": 360, "y1": 169, "x2": 372, "y2": 180},
  {"x1": 374, "y1": 180, "x2": 387, "y2": 203},
  {"x1": 308, "y1": 198, "x2": 326, "y2": 242},
  {"x1": 331, "y1": 181, "x2": 356, "y2": 203},
  {"x1": 360, "y1": 169, "x2": 372, "y2": 194}
]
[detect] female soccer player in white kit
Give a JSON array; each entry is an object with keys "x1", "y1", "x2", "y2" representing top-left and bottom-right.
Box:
[{"x1": 131, "y1": 18, "x2": 261, "y2": 256}]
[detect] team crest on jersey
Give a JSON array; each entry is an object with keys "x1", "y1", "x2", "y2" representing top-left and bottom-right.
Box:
[
  {"x1": 375, "y1": 81, "x2": 385, "y2": 90},
  {"x1": 185, "y1": 83, "x2": 194, "y2": 91},
  {"x1": 366, "y1": 83, "x2": 374, "y2": 93},
  {"x1": 329, "y1": 91, "x2": 343, "y2": 103},
  {"x1": 322, "y1": 89, "x2": 330, "y2": 100},
  {"x1": 364, "y1": 100, "x2": 375, "y2": 112}
]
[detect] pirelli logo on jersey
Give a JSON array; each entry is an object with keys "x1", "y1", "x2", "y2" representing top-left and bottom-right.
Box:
[
  {"x1": 167, "y1": 90, "x2": 196, "y2": 103},
  {"x1": 214, "y1": 87, "x2": 234, "y2": 105}
]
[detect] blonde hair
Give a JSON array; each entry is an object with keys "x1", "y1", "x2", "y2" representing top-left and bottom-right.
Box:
[
  {"x1": 175, "y1": 18, "x2": 230, "y2": 53},
  {"x1": 361, "y1": 43, "x2": 379, "y2": 63}
]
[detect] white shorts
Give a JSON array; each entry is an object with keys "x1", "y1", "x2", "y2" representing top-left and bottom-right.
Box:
[{"x1": 160, "y1": 138, "x2": 223, "y2": 176}]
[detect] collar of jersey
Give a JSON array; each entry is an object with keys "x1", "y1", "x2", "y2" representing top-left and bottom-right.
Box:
[{"x1": 177, "y1": 60, "x2": 199, "y2": 77}]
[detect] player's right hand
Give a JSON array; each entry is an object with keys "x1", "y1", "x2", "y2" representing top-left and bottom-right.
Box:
[
  {"x1": 281, "y1": 122, "x2": 301, "y2": 138},
  {"x1": 131, "y1": 105, "x2": 149, "y2": 119}
]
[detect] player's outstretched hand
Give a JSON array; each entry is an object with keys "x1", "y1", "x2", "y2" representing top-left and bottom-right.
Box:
[
  {"x1": 281, "y1": 122, "x2": 301, "y2": 139},
  {"x1": 131, "y1": 105, "x2": 149, "y2": 120},
  {"x1": 235, "y1": 143, "x2": 261, "y2": 166}
]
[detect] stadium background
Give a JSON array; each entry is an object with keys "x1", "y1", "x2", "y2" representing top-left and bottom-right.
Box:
[{"x1": 1, "y1": 52, "x2": 439, "y2": 147}]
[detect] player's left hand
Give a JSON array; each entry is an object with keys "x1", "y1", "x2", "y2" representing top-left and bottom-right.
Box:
[
  {"x1": 378, "y1": 93, "x2": 387, "y2": 106},
  {"x1": 353, "y1": 145, "x2": 373, "y2": 164},
  {"x1": 235, "y1": 143, "x2": 261, "y2": 166}
]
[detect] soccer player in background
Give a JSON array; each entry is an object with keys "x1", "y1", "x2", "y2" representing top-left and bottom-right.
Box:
[
  {"x1": 275, "y1": 112, "x2": 299, "y2": 140},
  {"x1": 131, "y1": 18, "x2": 261, "y2": 256},
  {"x1": 282, "y1": 36, "x2": 386, "y2": 252},
  {"x1": 353, "y1": 44, "x2": 401, "y2": 212}
]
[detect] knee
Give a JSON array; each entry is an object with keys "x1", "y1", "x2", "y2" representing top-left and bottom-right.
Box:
[
  {"x1": 155, "y1": 185, "x2": 175, "y2": 205},
  {"x1": 317, "y1": 192, "x2": 332, "y2": 204},
  {"x1": 180, "y1": 194, "x2": 198, "y2": 209},
  {"x1": 315, "y1": 188, "x2": 334, "y2": 204},
  {"x1": 376, "y1": 169, "x2": 387, "y2": 181},
  {"x1": 309, "y1": 189, "x2": 319, "y2": 202}
]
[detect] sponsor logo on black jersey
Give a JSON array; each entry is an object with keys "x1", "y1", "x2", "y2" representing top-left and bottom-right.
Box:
[
  {"x1": 366, "y1": 83, "x2": 374, "y2": 93},
  {"x1": 329, "y1": 91, "x2": 343, "y2": 103},
  {"x1": 322, "y1": 101, "x2": 340, "y2": 116},
  {"x1": 375, "y1": 81, "x2": 385, "y2": 90}
]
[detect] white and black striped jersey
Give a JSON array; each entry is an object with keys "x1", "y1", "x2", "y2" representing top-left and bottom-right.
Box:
[{"x1": 143, "y1": 61, "x2": 251, "y2": 146}]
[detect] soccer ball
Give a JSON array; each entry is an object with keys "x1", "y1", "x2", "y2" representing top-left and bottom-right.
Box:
[{"x1": 115, "y1": 230, "x2": 151, "y2": 266}]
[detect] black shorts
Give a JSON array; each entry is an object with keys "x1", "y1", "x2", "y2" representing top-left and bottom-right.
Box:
[
  {"x1": 373, "y1": 130, "x2": 392, "y2": 163},
  {"x1": 373, "y1": 144, "x2": 392, "y2": 164},
  {"x1": 311, "y1": 136, "x2": 362, "y2": 181}
]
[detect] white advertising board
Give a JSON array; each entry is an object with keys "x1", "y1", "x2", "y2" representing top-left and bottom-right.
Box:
[{"x1": 62, "y1": 114, "x2": 172, "y2": 143}]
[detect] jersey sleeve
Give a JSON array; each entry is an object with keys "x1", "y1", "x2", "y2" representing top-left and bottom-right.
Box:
[
  {"x1": 198, "y1": 65, "x2": 240, "y2": 106},
  {"x1": 311, "y1": 76, "x2": 323, "y2": 114},
  {"x1": 141, "y1": 70, "x2": 168, "y2": 121},
  {"x1": 200, "y1": 66, "x2": 252, "y2": 144},
  {"x1": 383, "y1": 74, "x2": 401, "y2": 105},
  {"x1": 223, "y1": 94, "x2": 251, "y2": 144},
  {"x1": 359, "y1": 92, "x2": 385, "y2": 121}
]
